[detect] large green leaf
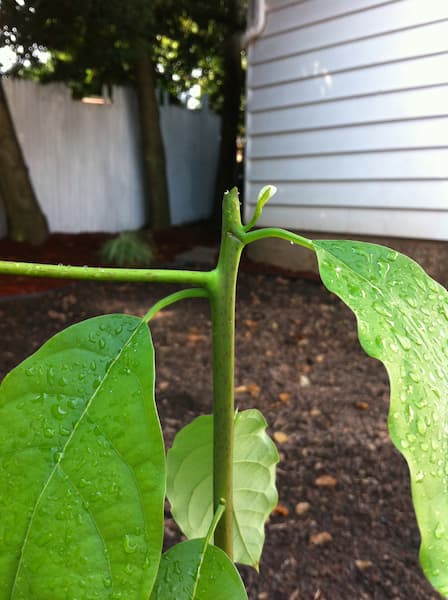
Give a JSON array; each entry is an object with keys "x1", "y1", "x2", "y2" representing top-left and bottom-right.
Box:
[
  {"x1": 166, "y1": 409, "x2": 279, "y2": 568},
  {"x1": 314, "y1": 239, "x2": 448, "y2": 596},
  {"x1": 150, "y1": 539, "x2": 248, "y2": 599},
  {"x1": 0, "y1": 314, "x2": 165, "y2": 599}
]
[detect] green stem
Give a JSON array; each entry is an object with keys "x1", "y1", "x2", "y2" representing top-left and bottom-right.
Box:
[
  {"x1": 242, "y1": 227, "x2": 314, "y2": 250},
  {"x1": 0, "y1": 260, "x2": 210, "y2": 287},
  {"x1": 144, "y1": 288, "x2": 209, "y2": 323},
  {"x1": 209, "y1": 188, "x2": 245, "y2": 559}
]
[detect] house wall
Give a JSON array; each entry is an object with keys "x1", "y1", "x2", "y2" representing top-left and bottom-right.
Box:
[
  {"x1": 245, "y1": 0, "x2": 448, "y2": 240},
  {"x1": 1, "y1": 79, "x2": 220, "y2": 236}
]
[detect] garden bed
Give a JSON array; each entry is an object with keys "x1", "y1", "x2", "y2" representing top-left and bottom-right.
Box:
[{"x1": 0, "y1": 260, "x2": 440, "y2": 598}]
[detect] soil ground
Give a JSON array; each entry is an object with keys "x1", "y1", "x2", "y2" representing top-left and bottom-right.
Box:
[{"x1": 0, "y1": 229, "x2": 441, "y2": 599}]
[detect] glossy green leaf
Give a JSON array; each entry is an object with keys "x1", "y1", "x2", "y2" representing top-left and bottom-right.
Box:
[
  {"x1": 150, "y1": 539, "x2": 248, "y2": 600},
  {"x1": 0, "y1": 314, "x2": 165, "y2": 599},
  {"x1": 167, "y1": 409, "x2": 279, "y2": 568},
  {"x1": 314, "y1": 239, "x2": 448, "y2": 596}
]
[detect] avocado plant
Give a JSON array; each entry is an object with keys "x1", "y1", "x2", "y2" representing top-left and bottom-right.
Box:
[{"x1": 1, "y1": 186, "x2": 448, "y2": 598}]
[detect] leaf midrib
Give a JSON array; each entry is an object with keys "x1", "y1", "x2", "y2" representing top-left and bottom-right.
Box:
[{"x1": 10, "y1": 317, "x2": 144, "y2": 598}]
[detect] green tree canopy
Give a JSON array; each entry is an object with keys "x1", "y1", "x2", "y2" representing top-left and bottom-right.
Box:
[{"x1": 1, "y1": 0, "x2": 247, "y2": 223}]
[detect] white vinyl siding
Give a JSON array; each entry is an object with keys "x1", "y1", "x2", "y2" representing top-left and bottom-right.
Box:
[{"x1": 245, "y1": 0, "x2": 448, "y2": 239}]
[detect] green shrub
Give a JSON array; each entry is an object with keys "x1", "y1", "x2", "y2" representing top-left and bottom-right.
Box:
[{"x1": 99, "y1": 231, "x2": 154, "y2": 266}]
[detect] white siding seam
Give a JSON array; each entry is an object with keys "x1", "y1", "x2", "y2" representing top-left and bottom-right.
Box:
[
  {"x1": 248, "y1": 81, "x2": 448, "y2": 114},
  {"x1": 267, "y1": 0, "x2": 309, "y2": 14},
  {"x1": 250, "y1": 16, "x2": 448, "y2": 66},
  {"x1": 263, "y1": 0, "x2": 400, "y2": 37},
  {"x1": 248, "y1": 114, "x2": 448, "y2": 137},
  {"x1": 246, "y1": 202, "x2": 448, "y2": 213},
  {"x1": 263, "y1": 0, "x2": 400, "y2": 39},
  {"x1": 250, "y1": 49, "x2": 448, "y2": 90},
  {"x1": 249, "y1": 177, "x2": 447, "y2": 183},
  {"x1": 247, "y1": 112, "x2": 448, "y2": 138},
  {"x1": 248, "y1": 146, "x2": 448, "y2": 160}
]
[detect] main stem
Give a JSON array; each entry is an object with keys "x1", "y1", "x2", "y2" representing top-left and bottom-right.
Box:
[{"x1": 209, "y1": 189, "x2": 244, "y2": 558}]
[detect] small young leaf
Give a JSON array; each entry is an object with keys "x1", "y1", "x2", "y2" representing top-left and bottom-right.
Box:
[
  {"x1": 167, "y1": 409, "x2": 279, "y2": 567},
  {"x1": 314, "y1": 239, "x2": 448, "y2": 596},
  {"x1": 150, "y1": 539, "x2": 248, "y2": 600},
  {"x1": 244, "y1": 185, "x2": 277, "y2": 231},
  {"x1": 0, "y1": 314, "x2": 165, "y2": 599}
]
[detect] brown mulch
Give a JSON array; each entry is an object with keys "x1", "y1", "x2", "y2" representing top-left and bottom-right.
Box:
[{"x1": 0, "y1": 230, "x2": 441, "y2": 599}]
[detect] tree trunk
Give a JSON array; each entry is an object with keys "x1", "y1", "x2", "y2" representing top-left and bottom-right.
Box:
[
  {"x1": 0, "y1": 79, "x2": 49, "y2": 244},
  {"x1": 135, "y1": 54, "x2": 171, "y2": 229},
  {"x1": 213, "y1": 31, "x2": 243, "y2": 224}
]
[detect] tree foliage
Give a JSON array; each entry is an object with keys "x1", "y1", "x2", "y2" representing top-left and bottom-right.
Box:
[
  {"x1": 1, "y1": 0, "x2": 246, "y2": 111},
  {"x1": 0, "y1": 0, "x2": 247, "y2": 224}
]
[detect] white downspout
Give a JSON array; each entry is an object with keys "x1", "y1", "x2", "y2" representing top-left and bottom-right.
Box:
[{"x1": 242, "y1": 0, "x2": 267, "y2": 49}]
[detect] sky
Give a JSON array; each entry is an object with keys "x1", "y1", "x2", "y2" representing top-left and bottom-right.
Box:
[{"x1": 0, "y1": 46, "x2": 18, "y2": 72}]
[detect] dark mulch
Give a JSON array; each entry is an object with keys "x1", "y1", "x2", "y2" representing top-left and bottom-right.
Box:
[{"x1": 0, "y1": 231, "x2": 441, "y2": 600}]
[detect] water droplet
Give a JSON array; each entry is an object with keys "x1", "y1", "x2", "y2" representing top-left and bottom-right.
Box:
[
  {"x1": 417, "y1": 418, "x2": 427, "y2": 435},
  {"x1": 99, "y1": 338, "x2": 106, "y2": 349},
  {"x1": 396, "y1": 334, "x2": 411, "y2": 351},
  {"x1": 373, "y1": 301, "x2": 392, "y2": 318},
  {"x1": 406, "y1": 297, "x2": 417, "y2": 308},
  {"x1": 123, "y1": 534, "x2": 137, "y2": 554},
  {"x1": 415, "y1": 471, "x2": 425, "y2": 482},
  {"x1": 51, "y1": 404, "x2": 68, "y2": 420},
  {"x1": 428, "y1": 279, "x2": 440, "y2": 293},
  {"x1": 415, "y1": 397, "x2": 428, "y2": 409},
  {"x1": 435, "y1": 522, "x2": 445, "y2": 539},
  {"x1": 409, "y1": 372, "x2": 420, "y2": 384},
  {"x1": 47, "y1": 367, "x2": 55, "y2": 384},
  {"x1": 377, "y1": 259, "x2": 390, "y2": 279},
  {"x1": 53, "y1": 450, "x2": 63, "y2": 462}
]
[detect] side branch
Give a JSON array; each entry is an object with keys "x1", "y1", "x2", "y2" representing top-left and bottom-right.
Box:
[
  {"x1": 242, "y1": 227, "x2": 314, "y2": 251},
  {"x1": 144, "y1": 288, "x2": 209, "y2": 323},
  {"x1": 0, "y1": 260, "x2": 211, "y2": 288}
]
